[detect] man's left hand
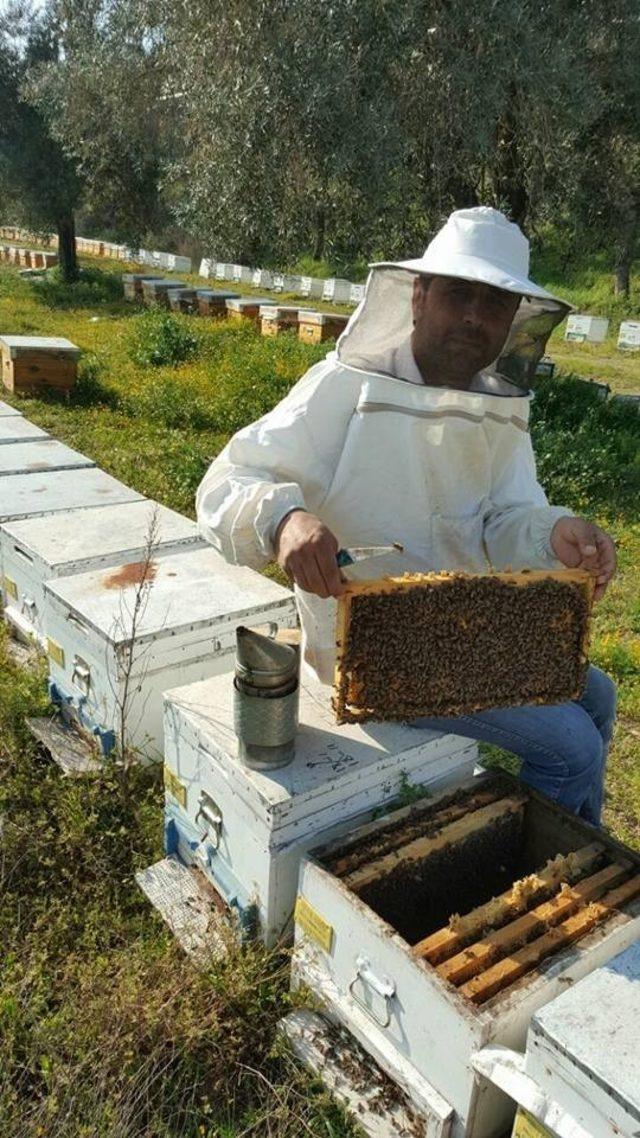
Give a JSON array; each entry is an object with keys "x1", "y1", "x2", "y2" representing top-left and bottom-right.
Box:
[{"x1": 550, "y1": 516, "x2": 617, "y2": 601}]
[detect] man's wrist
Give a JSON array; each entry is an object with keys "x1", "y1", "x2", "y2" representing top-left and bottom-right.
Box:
[{"x1": 272, "y1": 507, "x2": 308, "y2": 551}]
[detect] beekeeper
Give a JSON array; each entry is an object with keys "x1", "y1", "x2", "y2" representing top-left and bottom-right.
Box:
[{"x1": 197, "y1": 207, "x2": 617, "y2": 825}]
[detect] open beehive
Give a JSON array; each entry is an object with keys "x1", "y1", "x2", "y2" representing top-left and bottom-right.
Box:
[
  {"x1": 333, "y1": 569, "x2": 593, "y2": 724},
  {"x1": 327, "y1": 776, "x2": 640, "y2": 1005},
  {"x1": 293, "y1": 772, "x2": 640, "y2": 1136}
]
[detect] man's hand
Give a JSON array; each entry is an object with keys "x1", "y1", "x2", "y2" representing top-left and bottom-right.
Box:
[
  {"x1": 550, "y1": 516, "x2": 616, "y2": 601},
  {"x1": 274, "y1": 510, "x2": 346, "y2": 599}
]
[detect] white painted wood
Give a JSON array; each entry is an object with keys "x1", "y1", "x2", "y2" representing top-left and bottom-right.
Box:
[
  {"x1": 300, "y1": 276, "x2": 326, "y2": 298},
  {"x1": 252, "y1": 268, "x2": 274, "y2": 289},
  {"x1": 564, "y1": 315, "x2": 609, "y2": 344},
  {"x1": 0, "y1": 467, "x2": 143, "y2": 525},
  {"x1": 0, "y1": 439, "x2": 94, "y2": 477},
  {"x1": 1, "y1": 500, "x2": 204, "y2": 643},
  {"x1": 350, "y1": 283, "x2": 366, "y2": 305},
  {"x1": 322, "y1": 278, "x2": 352, "y2": 304},
  {"x1": 292, "y1": 791, "x2": 640, "y2": 1138},
  {"x1": 0, "y1": 418, "x2": 49, "y2": 444},
  {"x1": 0, "y1": 335, "x2": 81, "y2": 358},
  {"x1": 617, "y1": 321, "x2": 640, "y2": 350},
  {"x1": 163, "y1": 668, "x2": 477, "y2": 944},
  {"x1": 136, "y1": 855, "x2": 232, "y2": 960},
  {"x1": 43, "y1": 547, "x2": 298, "y2": 760},
  {"x1": 0, "y1": 401, "x2": 22, "y2": 416},
  {"x1": 280, "y1": 1009, "x2": 451, "y2": 1137},
  {"x1": 525, "y1": 942, "x2": 640, "y2": 1138}
]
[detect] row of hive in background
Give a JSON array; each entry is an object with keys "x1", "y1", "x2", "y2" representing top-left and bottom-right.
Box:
[
  {"x1": 0, "y1": 396, "x2": 298, "y2": 762},
  {"x1": 0, "y1": 225, "x2": 368, "y2": 305},
  {"x1": 124, "y1": 273, "x2": 350, "y2": 341}
]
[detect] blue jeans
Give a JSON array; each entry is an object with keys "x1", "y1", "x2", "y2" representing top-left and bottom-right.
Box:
[{"x1": 412, "y1": 666, "x2": 616, "y2": 826}]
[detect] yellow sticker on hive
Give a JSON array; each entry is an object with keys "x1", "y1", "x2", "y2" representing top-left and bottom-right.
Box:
[
  {"x1": 512, "y1": 1108, "x2": 553, "y2": 1138},
  {"x1": 46, "y1": 638, "x2": 65, "y2": 668},
  {"x1": 2, "y1": 575, "x2": 18, "y2": 601},
  {"x1": 163, "y1": 766, "x2": 187, "y2": 808},
  {"x1": 294, "y1": 895, "x2": 334, "y2": 953}
]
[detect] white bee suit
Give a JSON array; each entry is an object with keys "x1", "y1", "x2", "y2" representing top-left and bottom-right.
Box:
[{"x1": 196, "y1": 208, "x2": 575, "y2": 684}]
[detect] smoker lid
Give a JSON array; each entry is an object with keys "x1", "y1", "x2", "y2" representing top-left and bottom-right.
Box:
[
  {"x1": 529, "y1": 941, "x2": 640, "y2": 1119},
  {"x1": 235, "y1": 626, "x2": 298, "y2": 687},
  {"x1": 44, "y1": 545, "x2": 295, "y2": 647}
]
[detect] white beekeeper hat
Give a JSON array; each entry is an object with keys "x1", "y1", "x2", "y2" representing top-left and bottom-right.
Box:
[{"x1": 338, "y1": 206, "x2": 572, "y2": 389}]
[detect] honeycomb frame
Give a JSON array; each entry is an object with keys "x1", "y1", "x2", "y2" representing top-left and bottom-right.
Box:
[{"x1": 332, "y1": 569, "x2": 594, "y2": 725}]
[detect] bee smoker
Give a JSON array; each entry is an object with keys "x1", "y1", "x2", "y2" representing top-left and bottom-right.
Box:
[{"x1": 233, "y1": 626, "x2": 300, "y2": 770}]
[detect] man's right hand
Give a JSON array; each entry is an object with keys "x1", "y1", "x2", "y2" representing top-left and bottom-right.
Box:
[{"x1": 274, "y1": 510, "x2": 346, "y2": 599}]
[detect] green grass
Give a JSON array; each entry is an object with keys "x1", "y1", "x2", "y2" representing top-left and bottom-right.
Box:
[{"x1": 0, "y1": 252, "x2": 639, "y2": 1134}]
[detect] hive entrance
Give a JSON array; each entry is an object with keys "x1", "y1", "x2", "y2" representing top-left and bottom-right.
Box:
[
  {"x1": 332, "y1": 570, "x2": 593, "y2": 724},
  {"x1": 327, "y1": 778, "x2": 640, "y2": 1006}
]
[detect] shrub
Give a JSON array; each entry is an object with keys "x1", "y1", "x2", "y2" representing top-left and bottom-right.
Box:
[
  {"x1": 32, "y1": 265, "x2": 123, "y2": 309},
  {"x1": 531, "y1": 374, "x2": 640, "y2": 520},
  {"x1": 129, "y1": 309, "x2": 201, "y2": 368}
]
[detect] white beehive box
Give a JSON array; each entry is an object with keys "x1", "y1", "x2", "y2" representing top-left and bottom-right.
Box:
[
  {"x1": 0, "y1": 400, "x2": 21, "y2": 416},
  {"x1": 322, "y1": 278, "x2": 352, "y2": 304},
  {"x1": 44, "y1": 547, "x2": 298, "y2": 761},
  {"x1": 167, "y1": 254, "x2": 192, "y2": 273},
  {"x1": 617, "y1": 320, "x2": 640, "y2": 351},
  {"x1": 300, "y1": 276, "x2": 325, "y2": 299},
  {"x1": 0, "y1": 418, "x2": 49, "y2": 444},
  {"x1": 163, "y1": 670, "x2": 478, "y2": 947},
  {"x1": 198, "y1": 258, "x2": 213, "y2": 278},
  {"x1": 0, "y1": 439, "x2": 95, "y2": 478},
  {"x1": 1, "y1": 500, "x2": 204, "y2": 645},
  {"x1": 0, "y1": 467, "x2": 143, "y2": 527},
  {"x1": 252, "y1": 268, "x2": 274, "y2": 289},
  {"x1": 565, "y1": 315, "x2": 609, "y2": 343},
  {"x1": 349, "y1": 283, "x2": 366, "y2": 305},
  {"x1": 292, "y1": 774, "x2": 640, "y2": 1138},
  {"x1": 521, "y1": 941, "x2": 640, "y2": 1138},
  {"x1": 272, "y1": 273, "x2": 303, "y2": 294}
]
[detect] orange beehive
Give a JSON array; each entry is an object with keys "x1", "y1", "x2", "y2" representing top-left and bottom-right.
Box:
[{"x1": 0, "y1": 336, "x2": 81, "y2": 397}]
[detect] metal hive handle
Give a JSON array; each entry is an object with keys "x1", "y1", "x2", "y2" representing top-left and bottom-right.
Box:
[{"x1": 348, "y1": 954, "x2": 396, "y2": 1029}]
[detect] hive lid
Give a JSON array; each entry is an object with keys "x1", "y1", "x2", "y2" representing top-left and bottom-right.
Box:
[
  {"x1": 226, "y1": 297, "x2": 271, "y2": 309},
  {"x1": 164, "y1": 669, "x2": 457, "y2": 828},
  {"x1": 0, "y1": 467, "x2": 143, "y2": 523},
  {"x1": 44, "y1": 545, "x2": 295, "y2": 646},
  {"x1": 196, "y1": 289, "x2": 240, "y2": 299},
  {"x1": 0, "y1": 335, "x2": 81, "y2": 358},
  {"x1": 143, "y1": 279, "x2": 187, "y2": 289},
  {"x1": 0, "y1": 439, "x2": 95, "y2": 477},
  {"x1": 260, "y1": 305, "x2": 310, "y2": 318},
  {"x1": 122, "y1": 273, "x2": 165, "y2": 283},
  {"x1": 0, "y1": 401, "x2": 21, "y2": 416},
  {"x1": 0, "y1": 418, "x2": 49, "y2": 444},
  {"x1": 529, "y1": 941, "x2": 640, "y2": 1120},
  {"x1": 2, "y1": 499, "x2": 200, "y2": 569}
]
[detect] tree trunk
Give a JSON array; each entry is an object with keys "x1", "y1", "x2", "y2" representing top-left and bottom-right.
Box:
[
  {"x1": 57, "y1": 213, "x2": 78, "y2": 282},
  {"x1": 313, "y1": 205, "x2": 326, "y2": 262},
  {"x1": 494, "y1": 92, "x2": 529, "y2": 230},
  {"x1": 613, "y1": 206, "x2": 637, "y2": 297}
]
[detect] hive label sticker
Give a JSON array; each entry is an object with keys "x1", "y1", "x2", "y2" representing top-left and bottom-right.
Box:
[
  {"x1": 512, "y1": 1109, "x2": 552, "y2": 1138},
  {"x1": 46, "y1": 638, "x2": 65, "y2": 668},
  {"x1": 163, "y1": 766, "x2": 187, "y2": 809},
  {"x1": 294, "y1": 895, "x2": 334, "y2": 953},
  {"x1": 2, "y1": 575, "x2": 18, "y2": 600}
]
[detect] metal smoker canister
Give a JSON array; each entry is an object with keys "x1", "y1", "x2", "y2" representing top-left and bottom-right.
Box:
[{"x1": 233, "y1": 626, "x2": 299, "y2": 770}]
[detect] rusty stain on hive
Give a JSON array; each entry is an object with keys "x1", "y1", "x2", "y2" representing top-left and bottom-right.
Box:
[{"x1": 332, "y1": 569, "x2": 593, "y2": 724}]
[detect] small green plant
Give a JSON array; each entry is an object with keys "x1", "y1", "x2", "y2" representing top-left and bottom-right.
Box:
[
  {"x1": 372, "y1": 771, "x2": 432, "y2": 819},
  {"x1": 129, "y1": 308, "x2": 201, "y2": 368}
]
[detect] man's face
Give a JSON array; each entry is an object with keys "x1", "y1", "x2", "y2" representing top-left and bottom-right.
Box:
[{"x1": 411, "y1": 274, "x2": 521, "y2": 384}]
